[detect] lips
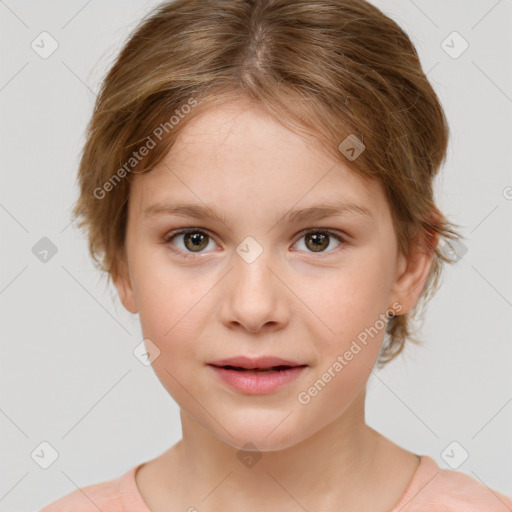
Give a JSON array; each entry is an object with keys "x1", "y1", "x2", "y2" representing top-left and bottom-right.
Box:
[
  {"x1": 208, "y1": 355, "x2": 305, "y2": 371},
  {"x1": 209, "y1": 360, "x2": 308, "y2": 394}
]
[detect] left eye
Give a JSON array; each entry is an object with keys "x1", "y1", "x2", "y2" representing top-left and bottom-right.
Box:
[
  {"x1": 293, "y1": 229, "x2": 345, "y2": 253},
  {"x1": 162, "y1": 228, "x2": 346, "y2": 258}
]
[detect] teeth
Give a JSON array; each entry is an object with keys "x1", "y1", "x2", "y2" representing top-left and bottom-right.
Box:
[
  {"x1": 223, "y1": 365, "x2": 290, "y2": 373},
  {"x1": 236, "y1": 368, "x2": 275, "y2": 373}
]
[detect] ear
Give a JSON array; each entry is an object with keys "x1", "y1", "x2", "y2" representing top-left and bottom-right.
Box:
[
  {"x1": 389, "y1": 228, "x2": 438, "y2": 315},
  {"x1": 113, "y1": 253, "x2": 138, "y2": 314}
]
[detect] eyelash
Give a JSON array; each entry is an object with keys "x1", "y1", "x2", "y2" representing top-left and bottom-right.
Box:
[{"x1": 162, "y1": 227, "x2": 349, "y2": 260}]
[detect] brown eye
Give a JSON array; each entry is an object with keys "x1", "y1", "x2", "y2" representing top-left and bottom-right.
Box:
[
  {"x1": 294, "y1": 229, "x2": 346, "y2": 254},
  {"x1": 304, "y1": 232, "x2": 329, "y2": 252},
  {"x1": 183, "y1": 231, "x2": 209, "y2": 252},
  {"x1": 164, "y1": 229, "x2": 215, "y2": 257}
]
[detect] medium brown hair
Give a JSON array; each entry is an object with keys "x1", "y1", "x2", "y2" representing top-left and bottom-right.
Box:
[{"x1": 72, "y1": 0, "x2": 465, "y2": 367}]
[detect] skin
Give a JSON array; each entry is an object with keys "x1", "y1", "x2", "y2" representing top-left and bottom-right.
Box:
[{"x1": 114, "y1": 95, "x2": 437, "y2": 511}]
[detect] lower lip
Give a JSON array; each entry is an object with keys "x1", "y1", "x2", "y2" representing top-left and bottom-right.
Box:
[{"x1": 208, "y1": 365, "x2": 307, "y2": 395}]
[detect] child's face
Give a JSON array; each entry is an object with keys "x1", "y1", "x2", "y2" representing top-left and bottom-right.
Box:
[{"x1": 116, "y1": 96, "x2": 420, "y2": 451}]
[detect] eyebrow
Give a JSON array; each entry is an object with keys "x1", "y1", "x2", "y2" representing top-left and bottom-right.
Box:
[{"x1": 143, "y1": 201, "x2": 372, "y2": 224}]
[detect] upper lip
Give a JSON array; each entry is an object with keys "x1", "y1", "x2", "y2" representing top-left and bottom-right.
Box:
[{"x1": 208, "y1": 356, "x2": 306, "y2": 369}]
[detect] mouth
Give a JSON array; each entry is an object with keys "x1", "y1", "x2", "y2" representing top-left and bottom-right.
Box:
[{"x1": 208, "y1": 363, "x2": 308, "y2": 394}]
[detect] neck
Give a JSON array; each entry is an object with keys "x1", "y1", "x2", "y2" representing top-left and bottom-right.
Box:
[{"x1": 169, "y1": 388, "x2": 386, "y2": 511}]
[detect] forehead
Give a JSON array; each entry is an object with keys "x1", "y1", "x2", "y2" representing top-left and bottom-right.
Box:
[{"x1": 129, "y1": 99, "x2": 387, "y2": 224}]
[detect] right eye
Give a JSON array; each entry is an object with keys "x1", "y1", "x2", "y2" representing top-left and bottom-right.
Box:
[{"x1": 163, "y1": 228, "x2": 218, "y2": 258}]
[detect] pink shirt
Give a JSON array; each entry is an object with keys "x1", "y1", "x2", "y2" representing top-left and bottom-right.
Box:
[{"x1": 39, "y1": 454, "x2": 512, "y2": 511}]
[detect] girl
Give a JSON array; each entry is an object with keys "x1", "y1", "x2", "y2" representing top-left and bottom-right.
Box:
[{"x1": 41, "y1": 0, "x2": 512, "y2": 510}]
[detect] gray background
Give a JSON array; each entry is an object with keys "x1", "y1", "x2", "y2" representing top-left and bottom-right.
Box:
[{"x1": 1, "y1": 0, "x2": 511, "y2": 510}]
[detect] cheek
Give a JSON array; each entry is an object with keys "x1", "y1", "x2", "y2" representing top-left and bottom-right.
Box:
[
  {"x1": 137, "y1": 282, "x2": 205, "y2": 397},
  {"x1": 131, "y1": 257, "x2": 199, "y2": 341},
  {"x1": 304, "y1": 258, "x2": 389, "y2": 320},
  {"x1": 297, "y1": 258, "x2": 389, "y2": 362}
]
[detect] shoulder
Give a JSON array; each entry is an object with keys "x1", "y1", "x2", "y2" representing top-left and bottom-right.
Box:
[
  {"x1": 38, "y1": 465, "x2": 144, "y2": 512},
  {"x1": 398, "y1": 455, "x2": 512, "y2": 512}
]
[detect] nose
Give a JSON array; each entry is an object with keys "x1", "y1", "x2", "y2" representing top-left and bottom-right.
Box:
[{"x1": 218, "y1": 253, "x2": 290, "y2": 333}]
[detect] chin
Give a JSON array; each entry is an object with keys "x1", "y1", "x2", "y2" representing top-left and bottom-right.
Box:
[
  {"x1": 223, "y1": 434, "x2": 301, "y2": 453},
  {"x1": 209, "y1": 417, "x2": 311, "y2": 453}
]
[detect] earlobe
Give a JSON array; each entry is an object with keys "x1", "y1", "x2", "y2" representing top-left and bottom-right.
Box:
[
  {"x1": 390, "y1": 229, "x2": 438, "y2": 315},
  {"x1": 113, "y1": 258, "x2": 138, "y2": 314}
]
